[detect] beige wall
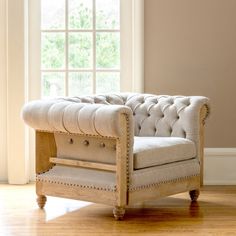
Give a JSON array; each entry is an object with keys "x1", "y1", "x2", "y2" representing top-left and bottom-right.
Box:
[{"x1": 144, "y1": 0, "x2": 236, "y2": 147}]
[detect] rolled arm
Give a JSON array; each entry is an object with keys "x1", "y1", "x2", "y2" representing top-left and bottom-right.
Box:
[
  {"x1": 22, "y1": 99, "x2": 133, "y2": 138},
  {"x1": 173, "y1": 96, "x2": 210, "y2": 138}
]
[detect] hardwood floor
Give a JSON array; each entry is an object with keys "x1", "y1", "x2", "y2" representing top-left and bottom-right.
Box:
[{"x1": 0, "y1": 184, "x2": 236, "y2": 236}]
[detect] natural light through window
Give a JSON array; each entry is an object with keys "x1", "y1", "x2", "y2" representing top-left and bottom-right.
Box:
[{"x1": 41, "y1": 0, "x2": 120, "y2": 98}]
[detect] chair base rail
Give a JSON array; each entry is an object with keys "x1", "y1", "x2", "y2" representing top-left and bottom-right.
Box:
[
  {"x1": 128, "y1": 175, "x2": 200, "y2": 204},
  {"x1": 50, "y1": 157, "x2": 116, "y2": 172}
]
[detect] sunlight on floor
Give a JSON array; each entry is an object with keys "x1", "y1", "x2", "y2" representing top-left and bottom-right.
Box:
[
  {"x1": 1, "y1": 184, "x2": 236, "y2": 236},
  {"x1": 45, "y1": 197, "x2": 92, "y2": 221}
]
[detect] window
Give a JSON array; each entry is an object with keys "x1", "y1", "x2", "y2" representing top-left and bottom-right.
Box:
[{"x1": 41, "y1": 0, "x2": 120, "y2": 98}]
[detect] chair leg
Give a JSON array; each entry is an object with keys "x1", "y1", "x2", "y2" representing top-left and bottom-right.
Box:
[
  {"x1": 113, "y1": 206, "x2": 125, "y2": 220},
  {"x1": 37, "y1": 195, "x2": 47, "y2": 209},
  {"x1": 189, "y1": 189, "x2": 200, "y2": 202}
]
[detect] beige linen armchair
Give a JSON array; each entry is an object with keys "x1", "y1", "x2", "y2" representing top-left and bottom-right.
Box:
[{"x1": 22, "y1": 93, "x2": 209, "y2": 220}]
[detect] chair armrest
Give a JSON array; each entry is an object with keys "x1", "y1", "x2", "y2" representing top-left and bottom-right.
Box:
[
  {"x1": 22, "y1": 99, "x2": 133, "y2": 138},
  {"x1": 173, "y1": 96, "x2": 210, "y2": 138}
]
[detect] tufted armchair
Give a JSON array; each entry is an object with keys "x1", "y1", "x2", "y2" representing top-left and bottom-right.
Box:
[{"x1": 22, "y1": 93, "x2": 209, "y2": 220}]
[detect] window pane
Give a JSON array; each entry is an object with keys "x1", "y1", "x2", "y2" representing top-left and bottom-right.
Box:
[
  {"x1": 96, "y1": 72, "x2": 120, "y2": 93},
  {"x1": 41, "y1": 33, "x2": 65, "y2": 69},
  {"x1": 96, "y1": 0, "x2": 120, "y2": 29},
  {"x1": 69, "y1": 72, "x2": 93, "y2": 96},
  {"x1": 41, "y1": 0, "x2": 65, "y2": 30},
  {"x1": 69, "y1": 0, "x2": 92, "y2": 29},
  {"x1": 96, "y1": 33, "x2": 120, "y2": 69},
  {"x1": 69, "y1": 33, "x2": 93, "y2": 69},
  {"x1": 42, "y1": 72, "x2": 65, "y2": 98}
]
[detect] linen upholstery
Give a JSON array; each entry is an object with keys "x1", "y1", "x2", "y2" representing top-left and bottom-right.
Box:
[
  {"x1": 22, "y1": 99, "x2": 133, "y2": 138},
  {"x1": 133, "y1": 136, "x2": 196, "y2": 170},
  {"x1": 37, "y1": 165, "x2": 116, "y2": 191},
  {"x1": 55, "y1": 133, "x2": 117, "y2": 165},
  {"x1": 36, "y1": 158, "x2": 199, "y2": 192},
  {"x1": 22, "y1": 93, "x2": 210, "y2": 216},
  {"x1": 130, "y1": 159, "x2": 200, "y2": 190}
]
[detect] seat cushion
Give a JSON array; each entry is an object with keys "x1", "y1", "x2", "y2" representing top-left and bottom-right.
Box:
[{"x1": 133, "y1": 137, "x2": 196, "y2": 170}]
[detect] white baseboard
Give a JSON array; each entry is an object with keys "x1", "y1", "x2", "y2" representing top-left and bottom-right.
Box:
[{"x1": 204, "y1": 148, "x2": 236, "y2": 185}]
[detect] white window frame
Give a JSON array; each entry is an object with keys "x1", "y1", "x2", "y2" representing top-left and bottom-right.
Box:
[{"x1": 41, "y1": 0, "x2": 122, "y2": 96}]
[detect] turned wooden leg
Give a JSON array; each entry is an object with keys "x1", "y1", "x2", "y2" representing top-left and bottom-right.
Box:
[
  {"x1": 113, "y1": 206, "x2": 125, "y2": 220},
  {"x1": 37, "y1": 195, "x2": 47, "y2": 209},
  {"x1": 189, "y1": 190, "x2": 200, "y2": 202}
]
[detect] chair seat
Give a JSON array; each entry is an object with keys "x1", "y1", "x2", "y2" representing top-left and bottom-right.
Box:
[{"x1": 133, "y1": 137, "x2": 196, "y2": 170}]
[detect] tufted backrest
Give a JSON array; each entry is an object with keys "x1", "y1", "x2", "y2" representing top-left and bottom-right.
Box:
[
  {"x1": 67, "y1": 93, "x2": 209, "y2": 140},
  {"x1": 23, "y1": 93, "x2": 209, "y2": 141}
]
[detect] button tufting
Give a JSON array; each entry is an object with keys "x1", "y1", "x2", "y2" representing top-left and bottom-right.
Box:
[
  {"x1": 68, "y1": 138, "x2": 73, "y2": 144},
  {"x1": 100, "y1": 142, "x2": 105, "y2": 148},
  {"x1": 138, "y1": 125, "x2": 141, "y2": 130},
  {"x1": 147, "y1": 113, "x2": 151, "y2": 117},
  {"x1": 83, "y1": 140, "x2": 89, "y2": 146},
  {"x1": 154, "y1": 128, "x2": 157, "y2": 133},
  {"x1": 185, "y1": 101, "x2": 191, "y2": 106}
]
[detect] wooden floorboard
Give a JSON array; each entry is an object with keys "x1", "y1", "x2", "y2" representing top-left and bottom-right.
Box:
[{"x1": 0, "y1": 184, "x2": 236, "y2": 236}]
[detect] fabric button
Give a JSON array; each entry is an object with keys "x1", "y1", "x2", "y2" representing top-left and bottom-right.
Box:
[
  {"x1": 68, "y1": 138, "x2": 73, "y2": 144},
  {"x1": 83, "y1": 140, "x2": 89, "y2": 146},
  {"x1": 183, "y1": 130, "x2": 187, "y2": 137},
  {"x1": 100, "y1": 143, "x2": 105, "y2": 148}
]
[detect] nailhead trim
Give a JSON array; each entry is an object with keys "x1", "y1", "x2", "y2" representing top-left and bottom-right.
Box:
[
  {"x1": 36, "y1": 177, "x2": 117, "y2": 192},
  {"x1": 129, "y1": 174, "x2": 200, "y2": 191},
  {"x1": 36, "y1": 129, "x2": 118, "y2": 139},
  {"x1": 125, "y1": 113, "x2": 131, "y2": 190},
  {"x1": 202, "y1": 104, "x2": 210, "y2": 125},
  {"x1": 36, "y1": 164, "x2": 55, "y2": 175}
]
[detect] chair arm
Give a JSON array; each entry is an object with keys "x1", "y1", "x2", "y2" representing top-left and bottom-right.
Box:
[
  {"x1": 22, "y1": 99, "x2": 133, "y2": 138},
  {"x1": 172, "y1": 96, "x2": 210, "y2": 138}
]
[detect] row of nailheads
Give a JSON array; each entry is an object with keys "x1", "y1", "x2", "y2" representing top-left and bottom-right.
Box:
[
  {"x1": 36, "y1": 177, "x2": 117, "y2": 192},
  {"x1": 36, "y1": 173, "x2": 199, "y2": 193},
  {"x1": 36, "y1": 129, "x2": 117, "y2": 139},
  {"x1": 125, "y1": 113, "x2": 130, "y2": 190},
  {"x1": 129, "y1": 174, "x2": 200, "y2": 191}
]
